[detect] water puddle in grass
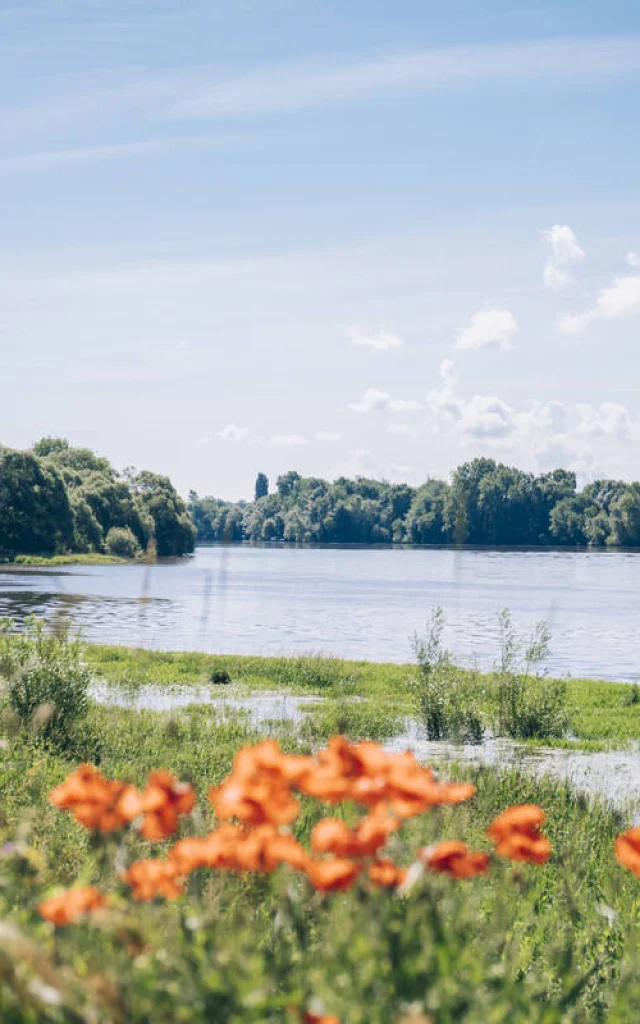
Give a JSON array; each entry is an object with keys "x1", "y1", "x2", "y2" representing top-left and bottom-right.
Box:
[
  {"x1": 90, "y1": 684, "x2": 640, "y2": 810},
  {"x1": 89, "y1": 683, "x2": 324, "y2": 724}
]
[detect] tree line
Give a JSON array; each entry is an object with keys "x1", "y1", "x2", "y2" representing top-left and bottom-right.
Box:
[
  {"x1": 0, "y1": 438, "x2": 195, "y2": 559},
  {"x1": 189, "y1": 458, "x2": 640, "y2": 548}
]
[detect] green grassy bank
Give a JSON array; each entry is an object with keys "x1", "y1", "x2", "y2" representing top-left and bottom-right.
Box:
[
  {"x1": 1, "y1": 553, "x2": 127, "y2": 567},
  {"x1": 86, "y1": 644, "x2": 640, "y2": 748}
]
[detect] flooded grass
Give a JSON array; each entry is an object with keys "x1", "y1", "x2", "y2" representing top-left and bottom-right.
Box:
[{"x1": 86, "y1": 643, "x2": 640, "y2": 746}]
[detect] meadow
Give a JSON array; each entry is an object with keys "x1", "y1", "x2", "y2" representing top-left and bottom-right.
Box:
[{"x1": 2, "y1": 625, "x2": 640, "y2": 1021}]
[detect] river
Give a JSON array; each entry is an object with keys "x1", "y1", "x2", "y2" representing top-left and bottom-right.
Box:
[{"x1": 1, "y1": 545, "x2": 639, "y2": 680}]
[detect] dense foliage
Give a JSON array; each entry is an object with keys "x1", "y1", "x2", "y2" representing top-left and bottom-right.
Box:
[
  {"x1": 0, "y1": 438, "x2": 195, "y2": 559},
  {"x1": 189, "y1": 459, "x2": 640, "y2": 547}
]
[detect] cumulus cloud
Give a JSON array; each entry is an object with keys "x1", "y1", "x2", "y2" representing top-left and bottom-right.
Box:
[
  {"x1": 454, "y1": 307, "x2": 518, "y2": 350},
  {"x1": 218, "y1": 424, "x2": 250, "y2": 442},
  {"x1": 348, "y1": 388, "x2": 421, "y2": 413},
  {"x1": 557, "y1": 274, "x2": 640, "y2": 334},
  {"x1": 269, "y1": 433, "x2": 309, "y2": 446},
  {"x1": 425, "y1": 361, "x2": 640, "y2": 477},
  {"x1": 314, "y1": 430, "x2": 343, "y2": 442},
  {"x1": 626, "y1": 251, "x2": 640, "y2": 267},
  {"x1": 576, "y1": 402, "x2": 638, "y2": 440},
  {"x1": 456, "y1": 395, "x2": 516, "y2": 439},
  {"x1": 346, "y1": 326, "x2": 403, "y2": 350},
  {"x1": 541, "y1": 224, "x2": 585, "y2": 289}
]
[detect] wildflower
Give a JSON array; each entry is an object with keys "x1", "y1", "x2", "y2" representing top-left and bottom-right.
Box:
[
  {"x1": 296, "y1": 737, "x2": 475, "y2": 817},
  {"x1": 209, "y1": 740, "x2": 300, "y2": 826},
  {"x1": 420, "y1": 841, "x2": 490, "y2": 879},
  {"x1": 311, "y1": 804, "x2": 399, "y2": 859},
  {"x1": 122, "y1": 858, "x2": 183, "y2": 901},
  {"x1": 303, "y1": 1013, "x2": 341, "y2": 1024},
  {"x1": 135, "y1": 770, "x2": 195, "y2": 840},
  {"x1": 38, "y1": 886, "x2": 106, "y2": 926},
  {"x1": 615, "y1": 827, "x2": 640, "y2": 877},
  {"x1": 304, "y1": 857, "x2": 362, "y2": 892},
  {"x1": 487, "y1": 804, "x2": 551, "y2": 864},
  {"x1": 49, "y1": 764, "x2": 141, "y2": 833},
  {"x1": 368, "y1": 858, "x2": 408, "y2": 887}
]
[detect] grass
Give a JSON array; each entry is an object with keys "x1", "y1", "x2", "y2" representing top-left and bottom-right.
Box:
[
  {"x1": 84, "y1": 644, "x2": 640, "y2": 749},
  {"x1": 4, "y1": 622, "x2": 640, "y2": 1019},
  {"x1": 2, "y1": 689, "x2": 640, "y2": 1021},
  {"x1": 4, "y1": 553, "x2": 128, "y2": 567}
]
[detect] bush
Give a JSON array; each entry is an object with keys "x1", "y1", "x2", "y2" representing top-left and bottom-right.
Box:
[
  {"x1": 409, "y1": 609, "x2": 486, "y2": 743},
  {"x1": 104, "y1": 526, "x2": 141, "y2": 559},
  {"x1": 0, "y1": 619, "x2": 91, "y2": 745},
  {"x1": 494, "y1": 610, "x2": 568, "y2": 740},
  {"x1": 410, "y1": 609, "x2": 568, "y2": 743},
  {"x1": 210, "y1": 668, "x2": 232, "y2": 685}
]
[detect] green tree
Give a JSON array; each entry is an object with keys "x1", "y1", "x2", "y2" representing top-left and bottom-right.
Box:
[
  {"x1": 132, "y1": 471, "x2": 196, "y2": 557},
  {"x1": 254, "y1": 473, "x2": 269, "y2": 500},
  {"x1": 0, "y1": 449, "x2": 74, "y2": 555}
]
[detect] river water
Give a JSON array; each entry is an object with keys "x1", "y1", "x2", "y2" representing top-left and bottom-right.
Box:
[{"x1": 1, "y1": 545, "x2": 640, "y2": 680}]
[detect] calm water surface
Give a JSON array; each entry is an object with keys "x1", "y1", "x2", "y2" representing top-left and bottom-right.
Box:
[{"x1": 1, "y1": 545, "x2": 640, "y2": 680}]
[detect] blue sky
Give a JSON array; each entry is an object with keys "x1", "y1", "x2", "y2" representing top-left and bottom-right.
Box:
[{"x1": 2, "y1": 1, "x2": 640, "y2": 499}]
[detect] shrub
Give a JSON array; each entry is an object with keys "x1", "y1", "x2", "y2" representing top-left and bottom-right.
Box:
[
  {"x1": 0, "y1": 619, "x2": 91, "y2": 745},
  {"x1": 210, "y1": 668, "x2": 232, "y2": 685},
  {"x1": 494, "y1": 611, "x2": 568, "y2": 740},
  {"x1": 410, "y1": 609, "x2": 485, "y2": 743},
  {"x1": 410, "y1": 609, "x2": 568, "y2": 743},
  {"x1": 104, "y1": 526, "x2": 141, "y2": 559}
]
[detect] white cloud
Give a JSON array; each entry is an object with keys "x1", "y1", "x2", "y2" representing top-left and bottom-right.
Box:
[
  {"x1": 218, "y1": 424, "x2": 250, "y2": 443},
  {"x1": 557, "y1": 274, "x2": 640, "y2": 334},
  {"x1": 388, "y1": 422, "x2": 421, "y2": 437},
  {"x1": 314, "y1": 431, "x2": 343, "y2": 442},
  {"x1": 269, "y1": 433, "x2": 309, "y2": 446},
  {"x1": 348, "y1": 388, "x2": 421, "y2": 413},
  {"x1": 454, "y1": 307, "x2": 518, "y2": 350},
  {"x1": 541, "y1": 224, "x2": 585, "y2": 289},
  {"x1": 346, "y1": 326, "x2": 403, "y2": 350},
  {"x1": 626, "y1": 251, "x2": 640, "y2": 267},
  {"x1": 576, "y1": 402, "x2": 638, "y2": 440},
  {"x1": 457, "y1": 395, "x2": 516, "y2": 439}
]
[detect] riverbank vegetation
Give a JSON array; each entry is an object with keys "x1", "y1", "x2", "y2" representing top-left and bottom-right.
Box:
[
  {"x1": 0, "y1": 438, "x2": 195, "y2": 561},
  {"x1": 3, "y1": 625, "x2": 640, "y2": 1019},
  {"x1": 189, "y1": 459, "x2": 640, "y2": 547},
  {"x1": 83, "y1": 638, "x2": 640, "y2": 749}
]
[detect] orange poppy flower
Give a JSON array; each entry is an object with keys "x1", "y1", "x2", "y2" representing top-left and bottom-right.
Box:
[
  {"x1": 487, "y1": 804, "x2": 546, "y2": 841},
  {"x1": 303, "y1": 1013, "x2": 341, "y2": 1024},
  {"x1": 122, "y1": 858, "x2": 183, "y2": 901},
  {"x1": 615, "y1": 828, "x2": 640, "y2": 877},
  {"x1": 421, "y1": 840, "x2": 490, "y2": 879},
  {"x1": 209, "y1": 740, "x2": 301, "y2": 826},
  {"x1": 38, "y1": 885, "x2": 106, "y2": 926},
  {"x1": 49, "y1": 764, "x2": 142, "y2": 833},
  {"x1": 368, "y1": 858, "x2": 408, "y2": 887},
  {"x1": 134, "y1": 770, "x2": 196, "y2": 840},
  {"x1": 311, "y1": 804, "x2": 399, "y2": 860},
  {"x1": 492, "y1": 833, "x2": 551, "y2": 865},
  {"x1": 304, "y1": 857, "x2": 362, "y2": 892},
  {"x1": 487, "y1": 804, "x2": 550, "y2": 864}
]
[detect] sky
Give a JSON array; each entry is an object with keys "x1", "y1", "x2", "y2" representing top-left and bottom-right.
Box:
[{"x1": 2, "y1": 1, "x2": 640, "y2": 500}]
